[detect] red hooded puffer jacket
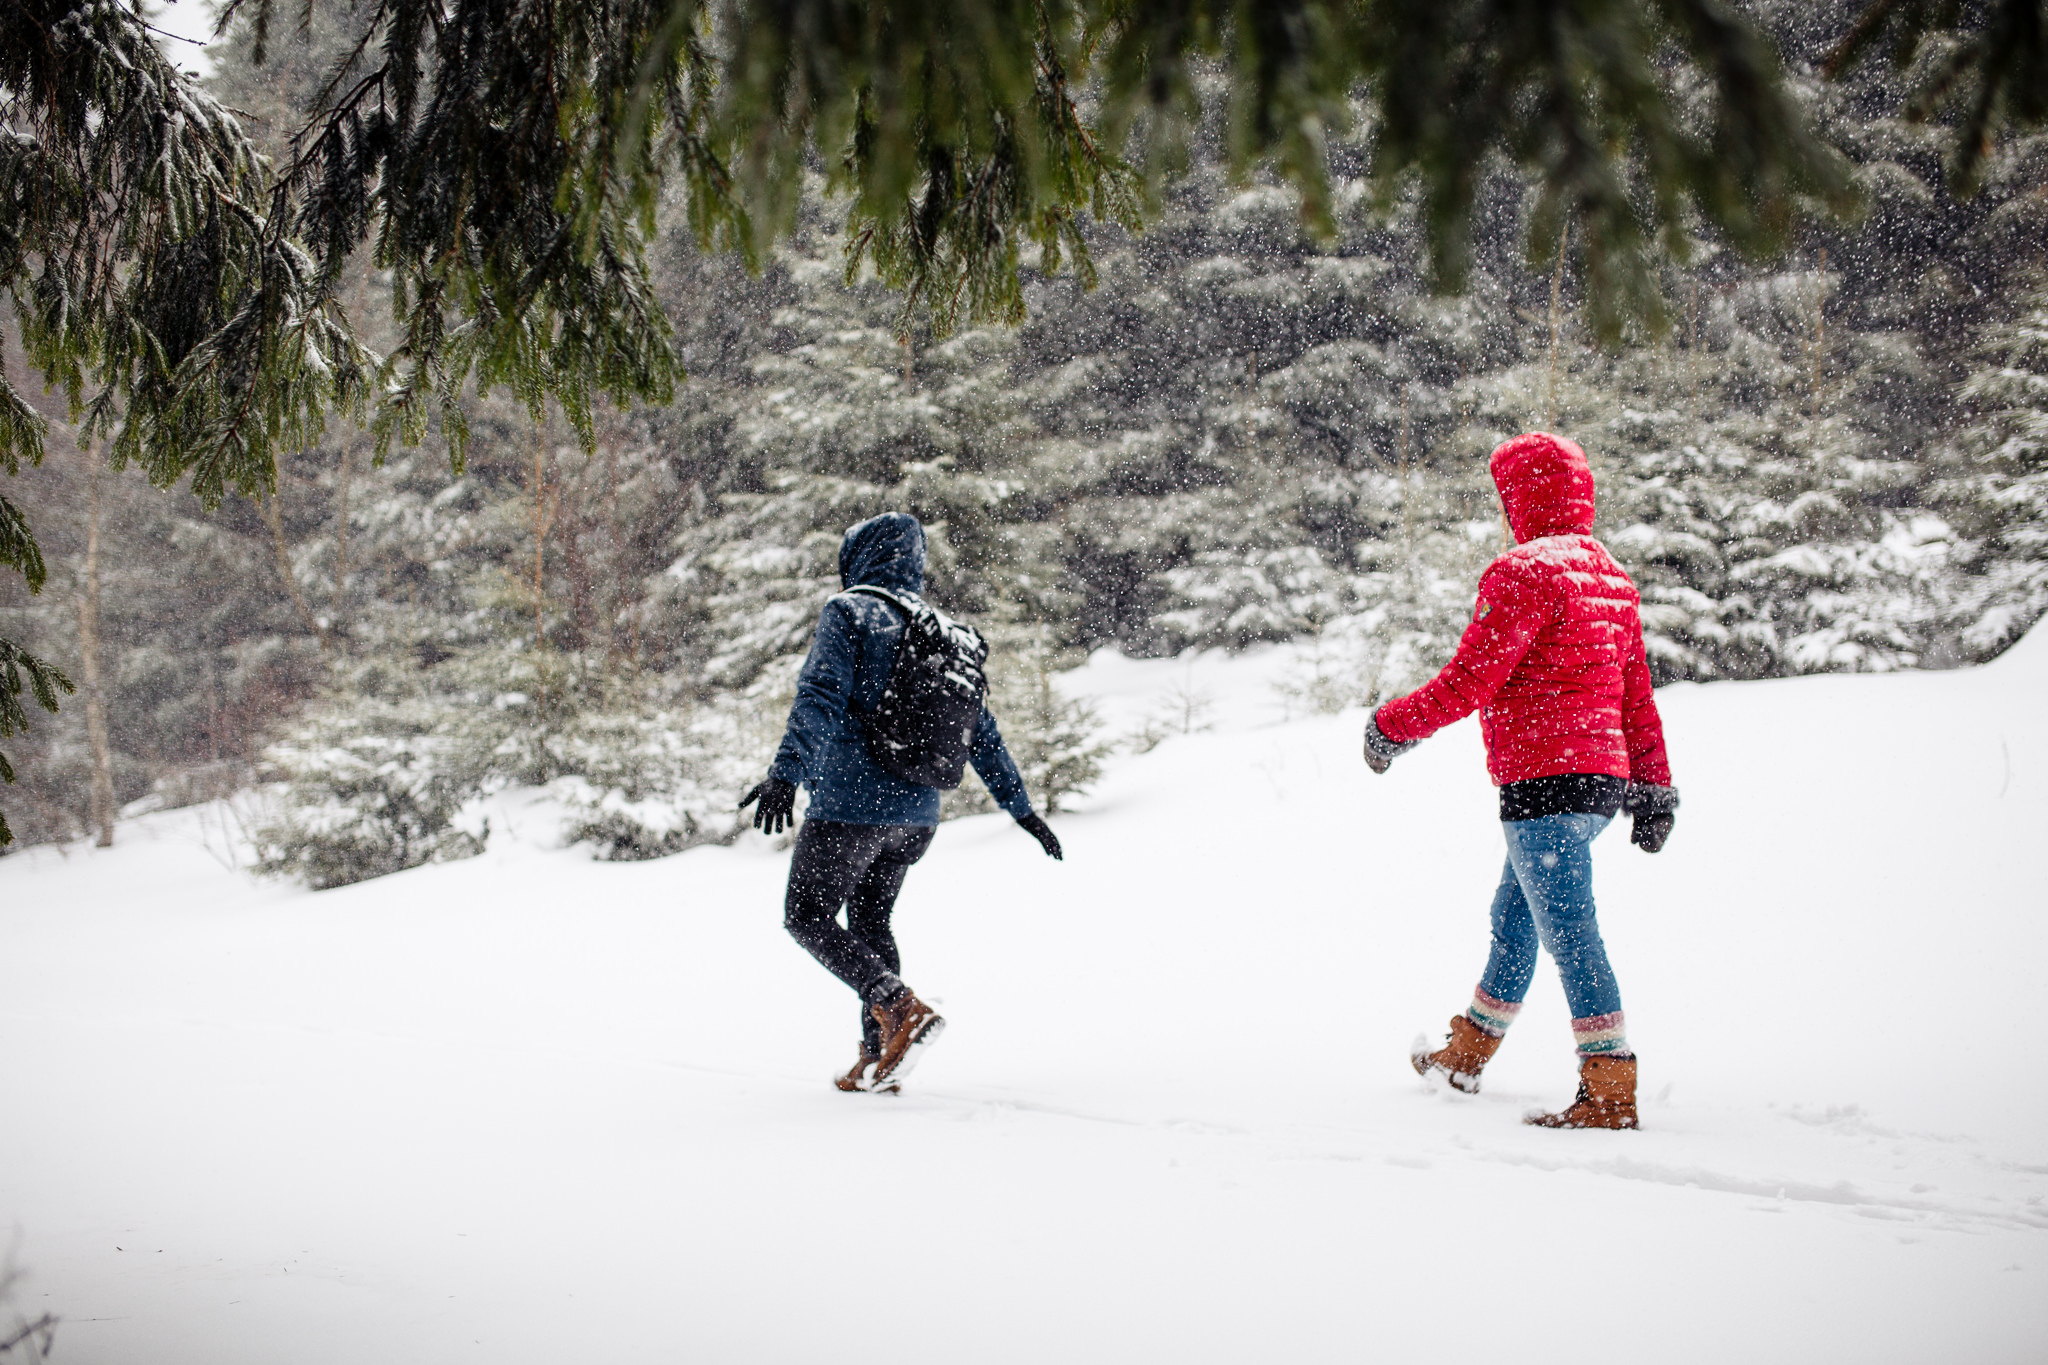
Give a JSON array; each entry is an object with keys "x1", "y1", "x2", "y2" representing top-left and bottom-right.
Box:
[{"x1": 1375, "y1": 433, "x2": 1673, "y2": 788}]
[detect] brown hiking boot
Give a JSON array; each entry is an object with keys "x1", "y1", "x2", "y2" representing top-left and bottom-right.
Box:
[
  {"x1": 1411, "y1": 1015, "x2": 1504, "y2": 1094},
  {"x1": 834, "y1": 1045, "x2": 888, "y2": 1094},
  {"x1": 870, "y1": 989, "x2": 945, "y2": 1089},
  {"x1": 1526, "y1": 1055, "x2": 1639, "y2": 1130}
]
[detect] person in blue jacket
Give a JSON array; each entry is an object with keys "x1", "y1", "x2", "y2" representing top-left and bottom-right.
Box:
[{"x1": 740, "y1": 512, "x2": 1063, "y2": 1093}]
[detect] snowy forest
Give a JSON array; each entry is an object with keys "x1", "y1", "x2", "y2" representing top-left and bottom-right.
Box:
[
  {"x1": 5, "y1": 5, "x2": 2048, "y2": 1356},
  {"x1": 3, "y1": 0, "x2": 2045, "y2": 879}
]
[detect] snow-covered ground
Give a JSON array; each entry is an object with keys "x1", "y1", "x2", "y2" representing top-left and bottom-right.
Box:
[{"x1": 3, "y1": 629, "x2": 2045, "y2": 1363}]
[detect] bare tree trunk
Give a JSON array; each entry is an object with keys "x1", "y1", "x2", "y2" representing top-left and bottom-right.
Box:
[
  {"x1": 76, "y1": 444, "x2": 115, "y2": 847},
  {"x1": 263, "y1": 489, "x2": 331, "y2": 651},
  {"x1": 1397, "y1": 382, "x2": 1415, "y2": 582},
  {"x1": 553, "y1": 450, "x2": 598, "y2": 652},
  {"x1": 603, "y1": 440, "x2": 634, "y2": 670},
  {"x1": 531, "y1": 422, "x2": 557, "y2": 711},
  {"x1": 532, "y1": 427, "x2": 555, "y2": 650},
  {"x1": 1687, "y1": 274, "x2": 1701, "y2": 408},
  {"x1": 332, "y1": 440, "x2": 355, "y2": 634},
  {"x1": 1516, "y1": 223, "x2": 1574, "y2": 551},
  {"x1": 564, "y1": 525, "x2": 598, "y2": 649},
  {"x1": 1810, "y1": 247, "x2": 1829, "y2": 414},
  {"x1": 1544, "y1": 220, "x2": 1571, "y2": 431}
]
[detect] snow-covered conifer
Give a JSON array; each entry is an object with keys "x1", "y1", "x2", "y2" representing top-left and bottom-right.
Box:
[{"x1": 1940, "y1": 276, "x2": 2048, "y2": 657}]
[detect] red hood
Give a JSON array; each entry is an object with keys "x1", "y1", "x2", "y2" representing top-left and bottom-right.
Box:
[{"x1": 1490, "y1": 432, "x2": 1596, "y2": 542}]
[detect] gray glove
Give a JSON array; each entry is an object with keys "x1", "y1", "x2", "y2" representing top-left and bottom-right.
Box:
[{"x1": 1362, "y1": 709, "x2": 1419, "y2": 775}]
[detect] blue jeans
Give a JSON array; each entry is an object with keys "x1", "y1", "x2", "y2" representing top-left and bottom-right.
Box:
[{"x1": 1476, "y1": 812, "x2": 1624, "y2": 1023}]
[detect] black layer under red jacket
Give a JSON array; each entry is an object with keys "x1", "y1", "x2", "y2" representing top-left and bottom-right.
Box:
[{"x1": 1376, "y1": 432, "x2": 1674, "y2": 790}]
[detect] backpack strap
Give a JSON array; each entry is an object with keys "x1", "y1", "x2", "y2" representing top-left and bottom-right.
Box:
[
  {"x1": 836, "y1": 587, "x2": 924, "y2": 722},
  {"x1": 840, "y1": 585, "x2": 981, "y2": 654},
  {"x1": 838, "y1": 585, "x2": 918, "y2": 618}
]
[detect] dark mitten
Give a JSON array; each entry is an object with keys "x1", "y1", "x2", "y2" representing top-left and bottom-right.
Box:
[
  {"x1": 1362, "y1": 708, "x2": 1419, "y2": 775},
  {"x1": 739, "y1": 777, "x2": 798, "y2": 834},
  {"x1": 1017, "y1": 813, "x2": 1063, "y2": 860},
  {"x1": 1631, "y1": 811, "x2": 1675, "y2": 852},
  {"x1": 1623, "y1": 782, "x2": 1680, "y2": 853}
]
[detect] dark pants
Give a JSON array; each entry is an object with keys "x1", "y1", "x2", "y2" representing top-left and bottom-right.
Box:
[{"x1": 784, "y1": 818, "x2": 936, "y2": 1056}]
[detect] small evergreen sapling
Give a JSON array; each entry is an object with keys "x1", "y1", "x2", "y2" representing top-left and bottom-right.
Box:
[
  {"x1": 1130, "y1": 665, "x2": 1217, "y2": 754},
  {"x1": 994, "y1": 629, "x2": 1109, "y2": 818},
  {"x1": 937, "y1": 627, "x2": 1109, "y2": 819},
  {"x1": 1272, "y1": 615, "x2": 1379, "y2": 719}
]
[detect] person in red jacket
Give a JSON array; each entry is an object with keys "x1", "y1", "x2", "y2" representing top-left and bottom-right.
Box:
[{"x1": 1363, "y1": 432, "x2": 1678, "y2": 1130}]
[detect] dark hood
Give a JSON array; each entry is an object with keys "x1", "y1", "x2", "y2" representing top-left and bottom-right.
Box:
[
  {"x1": 1490, "y1": 432, "x2": 1597, "y2": 542},
  {"x1": 838, "y1": 512, "x2": 927, "y2": 595}
]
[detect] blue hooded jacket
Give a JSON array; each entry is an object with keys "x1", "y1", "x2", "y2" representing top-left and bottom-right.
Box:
[{"x1": 769, "y1": 513, "x2": 1034, "y2": 827}]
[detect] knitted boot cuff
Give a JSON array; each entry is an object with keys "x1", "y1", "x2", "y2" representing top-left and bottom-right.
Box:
[
  {"x1": 1571, "y1": 1010, "x2": 1629, "y2": 1057},
  {"x1": 1466, "y1": 987, "x2": 1523, "y2": 1038}
]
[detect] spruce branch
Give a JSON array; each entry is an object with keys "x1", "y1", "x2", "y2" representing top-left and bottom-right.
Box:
[
  {"x1": 0, "y1": 632, "x2": 75, "y2": 846},
  {"x1": 1826, "y1": 0, "x2": 2048, "y2": 196},
  {"x1": 0, "y1": 491, "x2": 46, "y2": 592}
]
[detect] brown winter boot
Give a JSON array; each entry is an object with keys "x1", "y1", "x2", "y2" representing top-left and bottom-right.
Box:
[
  {"x1": 1525, "y1": 1055, "x2": 1639, "y2": 1130},
  {"x1": 1411, "y1": 1015, "x2": 1505, "y2": 1094},
  {"x1": 834, "y1": 1045, "x2": 886, "y2": 1093},
  {"x1": 870, "y1": 989, "x2": 945, "y2": 1089}
]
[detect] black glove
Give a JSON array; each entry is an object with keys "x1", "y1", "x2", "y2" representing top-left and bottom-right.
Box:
[
  {"x1": 1362, "y1": 708, "x2": 1418, "y2": 775},
  {"x1": 1631, "y1": 812, "x2": 1675, "y2": 853},
  {"x1": 1017, "y1": 813, "x2": 1062, "y2": 860},
  {"x1": 739, "y1": 777, "x2": 798, "y2": 834},
  {"x1": 1622, "y1": 782, "x2": 1680, "y2": 854}
]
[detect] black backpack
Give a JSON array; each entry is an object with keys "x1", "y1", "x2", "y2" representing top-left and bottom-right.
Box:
[{"x1": 841, "y1": 586, "x2": 990, "y2": 789}]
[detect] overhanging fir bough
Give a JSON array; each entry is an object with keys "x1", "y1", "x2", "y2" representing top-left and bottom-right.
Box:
[
  {"x1": 3, "y1": 0, "x2": 359, "y2": 838},
  {"x1": 232, "y1": 0, "x2": 1858, "y2": 360},
  {"x1": 10, "y1": 0, "x2": 2044, "y2": 528}
]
